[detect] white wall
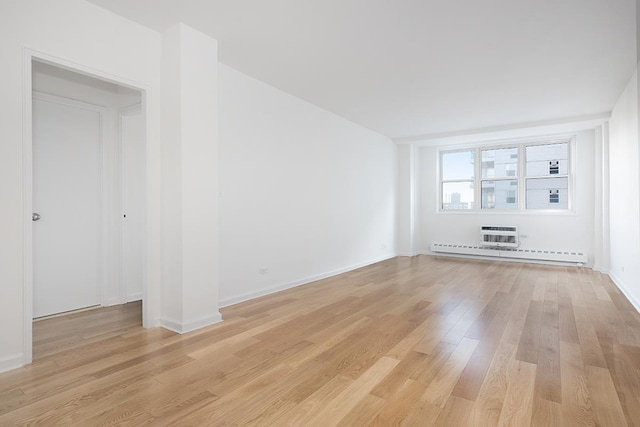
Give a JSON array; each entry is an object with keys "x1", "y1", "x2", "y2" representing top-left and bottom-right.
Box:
[
  {"x1": 218, "y1": 64, "x2": 397, "y2": 306},
  {"x1": 609, "y1": 70, "x2": 640, "y2": 309},
  {"x1": 416, "y1": 128, "x2": 598, "y2": 264},
  {"x1": 0, "y1": 0, "x2": 163, "y2": 372}
]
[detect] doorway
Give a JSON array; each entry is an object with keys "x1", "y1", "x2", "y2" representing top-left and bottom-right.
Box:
[{"x1": 28, "y1": 58, "x2": 147, "y2": 360}]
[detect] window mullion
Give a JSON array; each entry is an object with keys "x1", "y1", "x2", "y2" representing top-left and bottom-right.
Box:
[
  {"x1": 519, "y1": 144, "x2": 525, "y2": 210},
  {"x1": 475, "y1": 147, "x2": 481, "y2": 211}
]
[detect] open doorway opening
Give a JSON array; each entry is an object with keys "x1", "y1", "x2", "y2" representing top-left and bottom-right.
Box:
[{"x1": 30, "y1": 60, "x2": 146, "y2": 360}]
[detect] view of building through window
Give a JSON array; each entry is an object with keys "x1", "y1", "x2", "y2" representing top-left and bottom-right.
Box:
[
  {"x1": 525, "y1": 143, "x2": 569, "y2": 209},
  {"x1": 440, "y1": 141, "x2": 570, "y2": 211},
  {"x1": 441, "y1": 151, "x2": 475, "y2": 209}
]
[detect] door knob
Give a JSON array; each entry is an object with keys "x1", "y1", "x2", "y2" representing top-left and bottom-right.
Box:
[{"x1": 32, "y1": 213, "x2": 41, "y2": 222}]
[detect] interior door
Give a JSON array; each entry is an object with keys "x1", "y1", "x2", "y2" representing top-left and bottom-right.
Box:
[{"x1": 32, "y1": 96, "x2": 102, "y2": 318}]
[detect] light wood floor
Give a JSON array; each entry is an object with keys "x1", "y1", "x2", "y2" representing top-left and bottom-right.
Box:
[
  {"x1": 2, "y1": 256, "x2": 640, "y2": 426},
  {"x1": 33, "y1": 302, "x2": 142, "y2": 360}
]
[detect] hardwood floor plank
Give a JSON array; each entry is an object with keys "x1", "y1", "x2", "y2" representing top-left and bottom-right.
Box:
[
  {"x1": 434, "y1": 395, "x2": 475, "y2": 427},
  {"x1": 370, "y1": 350, "x2": 430, "y2": 399},
  {"x1": 574, "y1": 306, "x2": 608, "y2": 368},
  {"x1": 497, "y1": 359, "x2": 536, "y2": 427},
  {"x1": 531, "y1": 397, "x2": 562, "y2": 427},
  {"x1": 559, "y1": 341, "x2": 594, "y2": 427},
  {"x1": 302, "y1": 356, "x2": 399, "y2": 427},
  {"x1": 368, "y1": 379, "x2": 426, "y2": 426},
  {"x1": 422, "y1": 337, "x2": 479, "y2": 408},
  {"x1": 399, "y1": 400, "x2": 442, "y2": 426},
  {"x1": 451, "y1": 290, "x2": 514, "y2": 402},
  {"x1": 559, "y1": 296, "x2": 580, "y2": 344},
  {"x1": 534, "y1": 291, "x2": 562, "y2": 403},
  {"x1": 599, "y1": 340, "x2": 640, "y2": 427},
  {"x1": 336, "y1": 394, "x2": 386, "y2": 427},
  {"x1": 516, "y1": 300, "x2": 544, "y2": 364},
  {"x1": 469, "y1": 343, "x2": 517, "y2": 426},
  {"x1": 1, "y1": 257, "x2": 640, "y2": 426},
  {"x1": 268, "y1": 374, "x2": 353, "y2": 426},
  {"x1": 412, "y1": 298, "x2": 474, "y2": 355},
  {"x1": 585, "y1": 365, "x2": 629, "y2": 427}
]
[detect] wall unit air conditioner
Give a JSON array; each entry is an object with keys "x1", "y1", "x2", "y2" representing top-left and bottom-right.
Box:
[{"x1": 480, "y1": 225, "x2": 519, "y2": 248}]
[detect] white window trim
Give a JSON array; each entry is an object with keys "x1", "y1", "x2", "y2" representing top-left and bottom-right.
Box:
[{"x1": 437, "y1": 136, "x2": 576, "y2": 214}]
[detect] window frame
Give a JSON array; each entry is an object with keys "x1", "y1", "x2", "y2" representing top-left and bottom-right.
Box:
[{"x1": 438, "y1": 137, "x2": 574, "y2": 214}]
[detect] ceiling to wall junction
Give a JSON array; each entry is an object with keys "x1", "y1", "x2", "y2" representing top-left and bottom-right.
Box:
[{"x1": 88, "y1": 0, "x2": 636, "y2": 139}]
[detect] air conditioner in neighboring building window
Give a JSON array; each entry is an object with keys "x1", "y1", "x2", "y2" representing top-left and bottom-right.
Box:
[{"x1": 480, "y1": 225, "x2": 519, "y2": 248}]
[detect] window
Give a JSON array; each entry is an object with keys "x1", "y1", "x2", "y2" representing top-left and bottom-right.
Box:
[
  {"x1": 440, "y1": 151, "x2": 475, "y2": 210},
  {"x1": 439, "y1": 139, "x2": 571, "y2": 212},
  {"x1": 481, "y1": 147, "x2": 518, "y2": 209},
  {"x1": 525, "y1": 143, "x2": 569, "y2": 209}
]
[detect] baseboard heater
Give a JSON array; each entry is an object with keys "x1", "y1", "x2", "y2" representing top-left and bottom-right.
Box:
[{"x1": 430, "y1": 243, "x2": 587, "y2": 265}]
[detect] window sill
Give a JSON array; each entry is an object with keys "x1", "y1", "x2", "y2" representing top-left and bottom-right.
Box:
[{"x1": 435, "y1": 209, "x2": 577, "y2": 216}]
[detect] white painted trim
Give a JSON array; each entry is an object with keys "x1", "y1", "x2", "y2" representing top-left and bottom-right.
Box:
[
  {"x1": 220, "y1": 254, "x2": 397, "y2": 308},
  {"x1": 609, "y1": 273, "x2": 640, "y2": 314},
  {"x1": 127, "y1": 292, "x2": 143, "y2": 302},
  {"x1": 601, "y1": 122, "x2": 611, "y2": 272},
  {"x1": 32, "y1": 91, "x2": 107, "y2": 113},
  {"x1": 0, "y1": 354, "x2": 24, "y2": 374},
  {"x1": 397, "y1": 252, "x2": 419, "y2": 257},
  {"x1": 22, "y1": 51, "x2": 34, "y2": 367},
  {"x1": 105, "y1": 297, "x2": 121, "y2": 307},
  {"x1": 421, "y1": 251, "x2": 593, "y2": 268},
  {"x1": 22, "y1": 48, "x2": 154, "y2": 368},
  {"x1": 159, "y1": 318, "x2": 183, "y2": 334},
  {"x1": 160, "y1": 313, "x2": 223, "y2": 335},
  {"x1": 118, "y1": 103, "x2": 142, "y2": 305}
]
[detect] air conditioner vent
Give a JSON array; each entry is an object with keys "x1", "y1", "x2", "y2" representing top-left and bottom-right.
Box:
[{"x1": 480, "y1": 225, "x2": 519, "y2": 248}]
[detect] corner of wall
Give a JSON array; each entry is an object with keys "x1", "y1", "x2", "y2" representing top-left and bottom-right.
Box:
[
  {"x1": 160, "y1": 312, "x2": 223, "y2": 334},
  {"x1": 609, "y1": 272, "x2": 640, "y2": 313},
  {"x1": 0, "y1": 353, "x2": 24, "y2": 374}
]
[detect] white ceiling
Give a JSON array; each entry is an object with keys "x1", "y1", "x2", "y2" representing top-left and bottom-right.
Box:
[{"x1": 88, "y1": 0, "x2": 636, "y2": 139}]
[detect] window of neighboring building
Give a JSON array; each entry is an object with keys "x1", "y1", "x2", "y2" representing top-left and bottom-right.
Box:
[{"x1": 439, "y1": 139, "x2": 571, "y2": 212}]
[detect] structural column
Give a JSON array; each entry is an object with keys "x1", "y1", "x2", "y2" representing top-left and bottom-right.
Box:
[
  {"x1": 397, "y1": 144, "x2": 419, "y2": 256},
  {"x1": 160, "y1": 23, "x2": 221, "y2": 333}
]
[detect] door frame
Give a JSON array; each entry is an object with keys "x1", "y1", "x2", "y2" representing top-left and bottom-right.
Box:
[
  {"x1": 118, "y1": 102, "x2": 143, "y2": 304},
  {"x1": 32, "y1": 91, "x2": 108, "y2": 316},
  {"x1": 22, "y1": 49, "x2": 152, "y2": 365}
]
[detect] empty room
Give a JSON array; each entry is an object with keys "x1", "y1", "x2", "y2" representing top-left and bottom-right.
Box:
[{"x1": 1, "y1": 0, "x2": 640, "y2": 425}]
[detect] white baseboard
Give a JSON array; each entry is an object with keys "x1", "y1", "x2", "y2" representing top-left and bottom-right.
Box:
[
  {"x1": 592, "y1": 265, "x2": 609, "y2": 274},
  {"x1": 220, "y1": 254, "x2": 397, "y2": 308},
  {"x1": 0, "y1": 353, "x2": 23, "y2": 374},
  {"x1": 106, "y1": 293, "x2": 143, "y2": 307},
  {"x1": 609, "y1": 272, "x2": 640, "y2": 314},
  {"x1": 421, "y1": 251, "x2": 594, "y2": 268},
  {"x1": 160, "y1": 312, "x2": 223, "y2": 335},
  {"x1": 397, "y1": 252, "x2": 419, "y2": 257},
  {"x1": 127, "y1": 292, "x2": 143, "y2": 302},
  {"x1": 105, "y1": 297, "x2": 120, "y2": 307}
]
